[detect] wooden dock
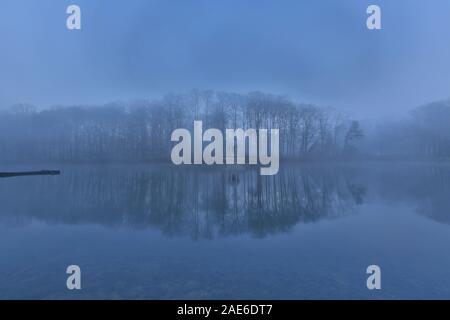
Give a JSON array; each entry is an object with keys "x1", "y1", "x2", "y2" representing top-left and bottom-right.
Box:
[{"x1": 0, "y1": 170, "x2": 60, "y2": 178}]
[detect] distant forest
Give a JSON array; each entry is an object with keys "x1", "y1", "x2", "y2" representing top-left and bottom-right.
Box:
[{"x1": 0, "y1": 90, "x2": 449, "y2": 163}]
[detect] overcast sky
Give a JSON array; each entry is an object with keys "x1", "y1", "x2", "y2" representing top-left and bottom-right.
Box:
[{"x1": 1, "y1": 0, "x2": 450, "y2": 118}]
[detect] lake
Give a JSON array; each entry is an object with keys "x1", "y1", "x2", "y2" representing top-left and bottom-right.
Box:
[{"x1": 1, "y1": 163, "x2": 450, "y2": 299}]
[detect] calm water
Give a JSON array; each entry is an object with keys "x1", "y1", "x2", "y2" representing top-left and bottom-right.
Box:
[{"x1": 1, "y1": 163, "x2": 450, "y2": 299}]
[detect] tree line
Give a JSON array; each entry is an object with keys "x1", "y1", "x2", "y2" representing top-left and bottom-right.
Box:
[
  {"x1": 0, "y1": 90, "x2": 363, "y2": 163},
  {"x1": 363, "y1": 99, "x2": 450, "y2": 159}
]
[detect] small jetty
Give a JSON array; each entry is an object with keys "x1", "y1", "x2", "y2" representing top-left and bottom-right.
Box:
[{"x1": 0, "y1": 170, "x2": 60, "y2": 178}]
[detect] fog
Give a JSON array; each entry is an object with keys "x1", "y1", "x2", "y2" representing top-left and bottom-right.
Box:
[
  {"x1": 1, "y1": 1, "x2": 450, "y2": 161},
  {"x1": 2, "y1": 0, "x2": 450, "y2": 119},
  {"x1": 4, "y1": 1, "x2": 450, "y2": 300}
]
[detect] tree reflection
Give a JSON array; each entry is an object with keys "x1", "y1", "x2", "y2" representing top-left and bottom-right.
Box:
[{"x1": 0, "y1": 166, "x2": 365, "y2": 239}]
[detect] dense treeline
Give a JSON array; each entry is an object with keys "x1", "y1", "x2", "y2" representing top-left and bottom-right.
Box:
[
  {"x1": 0, "y1": 90, "x2": 363, "y2": 163},
  {"x1": 364, "y1": 100, "x2": 450, "y2": 159},
  {"x1": 3, "y1": 90, "x2": 450, "y2": 163}
]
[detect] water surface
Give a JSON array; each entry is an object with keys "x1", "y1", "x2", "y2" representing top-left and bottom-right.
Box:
[{"x1": 1, "y1": 163, "x2": 450, "y2": 299}]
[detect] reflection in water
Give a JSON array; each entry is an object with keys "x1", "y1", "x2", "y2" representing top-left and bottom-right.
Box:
[
  {"x1": 0, "y1": 165, "x2": 366, "y2": 239},
  {"x1": 365, "y1": 163, "x2": 450, "y2": 225},
  {"x1": 3, "y1": 163, "x2": 450, "y2": 239},
  {"x1": 2, "y1": 163, "x2": 450, "y2": 299}
]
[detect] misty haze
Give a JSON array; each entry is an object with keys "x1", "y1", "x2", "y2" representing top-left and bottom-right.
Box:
[{"x1": 1, "y1": 0, "x2": 450, "y2": 300}]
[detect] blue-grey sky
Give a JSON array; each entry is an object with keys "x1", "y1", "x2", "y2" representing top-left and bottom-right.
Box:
[{"x1": 1, "y1": 0, "x2": 450, "y2": 117}]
